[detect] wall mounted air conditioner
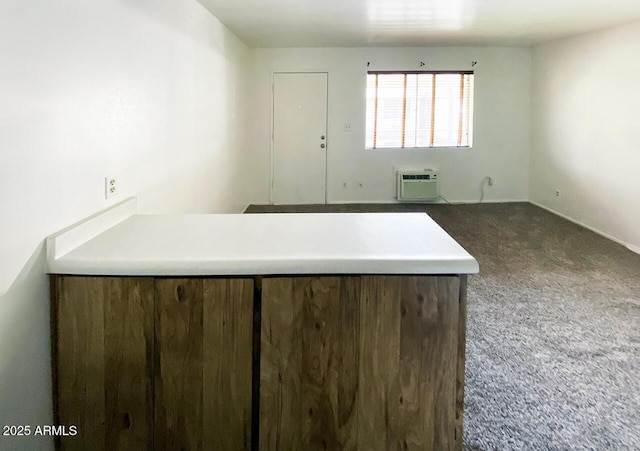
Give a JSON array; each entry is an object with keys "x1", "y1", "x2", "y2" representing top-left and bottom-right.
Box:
[{"x1": 397, "y1": 169, "x2": 440, "y2": 201}]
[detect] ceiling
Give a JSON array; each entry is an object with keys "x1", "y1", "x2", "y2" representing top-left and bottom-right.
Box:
[{"x1": 197, "y1": 0, "x2": 640, "y2": 47}]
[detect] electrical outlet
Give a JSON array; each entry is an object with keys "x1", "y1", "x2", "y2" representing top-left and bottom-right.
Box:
[
  {"x1": 105, "y1": 175, "x2": 117, "y2": 199},
  {"x1": 487, "y1": 176, "x2": 493, "y2": 187},
  {"x1": 555, "y1": 189, "x2": 561, "y2": 198},
  {"x1": 344, "y1": 123, "x2": 352, "y2": 133}
]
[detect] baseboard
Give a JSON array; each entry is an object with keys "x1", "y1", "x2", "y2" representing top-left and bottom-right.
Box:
[
  {"x1": 327, "y1": 200, "x2": 402, "y2": 205},
  {"x1": 328, "y1": 198, "x2": 528, "y2": 205},
  {"x1": 529, "y1": 200, "x2": 640, "y2": 255},
  {"x1": 245, "y1": 199, "x2": 528, "y2": 207},
  {"x1": 626, "y1": 243, "x2": 640, "y2": 254}
]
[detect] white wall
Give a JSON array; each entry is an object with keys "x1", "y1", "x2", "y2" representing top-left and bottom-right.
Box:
[
  {"x1": 246, "y1": 47, "x2": 531, "y2": 204},
  {"x1": 531, "y1": 22, "x2": 640, "y2": 253},
  {"x1": 0, "y1": 0, "x2": 248, "y2": 448}
]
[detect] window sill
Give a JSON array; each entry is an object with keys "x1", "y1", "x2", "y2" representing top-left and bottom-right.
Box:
[{"x1": 365, "y1": 146, "x2": 473, "y2": 151}]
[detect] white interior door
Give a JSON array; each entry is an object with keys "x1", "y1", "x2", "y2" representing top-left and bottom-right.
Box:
[{"x1": 272, "y1": 72, "x2": 328, "y2": 205}]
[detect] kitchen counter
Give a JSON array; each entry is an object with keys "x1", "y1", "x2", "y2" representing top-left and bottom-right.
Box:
[
  {"x1": 48, "y1": 198, "x2": 477, "y2": 451},
  {"x1": 47, "y1": 204, "x2": 478, "y2": 276}
]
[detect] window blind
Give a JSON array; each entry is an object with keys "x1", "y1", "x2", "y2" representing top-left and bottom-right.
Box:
[{"x1": 365, "y1": 71, "x2": 474, "y2": 149}]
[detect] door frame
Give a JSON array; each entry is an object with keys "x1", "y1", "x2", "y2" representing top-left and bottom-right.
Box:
[{"x1": 270, "y1": 71, "x2": 329, "y2": 205}]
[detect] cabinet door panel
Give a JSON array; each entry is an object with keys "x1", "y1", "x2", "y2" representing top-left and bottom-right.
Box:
[
  {"x1": 54, "y1": 276, "x2": 153, "y2": 451},
  {"x1": 259, "y1": 278, "x2": 303, "y2": 450},
  {"x1": 260, "y1": 275, "x2": 463, "y2": 451},
  {"x1": 358, "y1": 276, "x2": 461, "y2": 451},
  {"x1": 260, "y1": 277, "x2": 360, "y2": 451},
  {"x1": 104, "y1": 278, "x2": 155, "y2": 450},
  {"x1": 154, "y1": 278, "x2": 253, "y2": 451},
  {"x1": 203, "y1": 278, "x2": 253, "y2": 450},
  {"x1": 356, "y1": 276, "x2": 402, "y2": 450},
  {"x1": 154, "y1": 279, "x2": 204, "y2": 451}
]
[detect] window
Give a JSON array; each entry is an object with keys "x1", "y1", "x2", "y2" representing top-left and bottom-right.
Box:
[{"x1": 365, "y1": 71, "x2": 474, "y2": 149}]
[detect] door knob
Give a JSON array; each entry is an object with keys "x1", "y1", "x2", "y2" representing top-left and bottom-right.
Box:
[
  {"x1": 320, "y1": 143, "x2": 326, "y2": 148},
  {"x1": 321, "y1": 135, "x2": 325, "y2": 140}
]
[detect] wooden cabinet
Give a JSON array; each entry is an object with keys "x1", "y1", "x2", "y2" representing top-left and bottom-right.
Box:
[
  {"x1": 52, "y1": 276, "x2": 154, "y2": 451},
  {"x1": 260, "y1": 277, "x2": 361, "y2": 450},
  {"x1": 51, "y1": 274, "x2": 466, "y2": 451},
  {"x1": 154, "y1": 278, "x2": 253, "y2": 451},
  {"x1": 260, "y1": 276, "x2": 466, "y2": 451},
  {"x1": 51, "y1": 276, "x2": 253, "y2": 451}
]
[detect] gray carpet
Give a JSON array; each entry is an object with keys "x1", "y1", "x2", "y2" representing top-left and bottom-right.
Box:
[{"x1": 246, "y1": 202, "x2": 640, "y2": 450}]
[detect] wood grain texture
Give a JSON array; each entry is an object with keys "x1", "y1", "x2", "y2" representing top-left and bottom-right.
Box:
[
  {"x1": 432, "y1": 277, "x2": 461, "y2": 451},
  {"x1": 260, "y1": 278, "x2": 303, "y2": 450},
  {"x1": 154, "y1": 279, "x2": 204, "y2": 451},
  {"x1": 301, "y1": 277, "x2": 360, "y2": 451},
  {"x1": 203, "y1": 278, "x2": 253, "y2": 451},
  {"x1": 358, "y1": 276, "x2": 461, "y2": 451},
  {"x1": 56, "y1": 276, "x2": 106, "y2": 451},
  {"x1": 455, "y1": 275, "x2": 468, "y2": 448},
  {"x1": 54, "y1": 276, "x2": 154, "y2": 451},
  {"x1": 301, "y1": 278, "x2": 340, "y2": 450},
  {"x1": 357, "y1": 276, "x2": 402, "y2": 451},
  {"x1": 103, "y1": 278, "x2": 154, "y2": 451},
  {"x1": 50, "y1": 275, "x2": 61, "y2": 451},
  {"x1": 55, "y1": 276, "x2": 254, "y2": 451},
  {"x1": 397, "y1": 276, "x2": 437, "y2": 450},
  {"x1": 53, "y1": 273, "x2": 467, "y2": 451},
  {"x1": 260, "y1": 277, "x2": 361, "y2": 451},
  {"x1": 335, "y1": 277, "x2": 360, "y2": 451}
]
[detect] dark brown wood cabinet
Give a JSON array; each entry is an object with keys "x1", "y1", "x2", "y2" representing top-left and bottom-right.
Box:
[
  {"x1": 51, "y1": 276, "x2": 253, "y2": 451},
  {"x1": 259, "y1": 276, "x2": 466, "y2": 451},
  {"x1": 260, "y1": 277, "x2": 361, "y2": 450},
  {"x1": 154, "y1": 278, "x2": 253, "y2": 451},
  {"x1": 51, "y1": 274, "x2": 466, "y2": 451},
  {"x1": 52, "y1": 276, "x2": 154, "y2": 451}
]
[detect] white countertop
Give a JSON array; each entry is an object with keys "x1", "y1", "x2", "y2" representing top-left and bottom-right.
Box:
[{"x1": 48, "y1": 209, "x2": 478, "y2": 276}]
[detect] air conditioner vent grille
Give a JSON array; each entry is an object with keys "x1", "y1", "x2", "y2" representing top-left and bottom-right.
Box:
[{"x1": 397, "y1": 170, "x2": 439, "y2": 201}]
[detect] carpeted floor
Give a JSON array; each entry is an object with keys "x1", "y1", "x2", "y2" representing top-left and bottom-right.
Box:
[{"x1": 245, "y1": 202, "x2": 640, "y2": 450}]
